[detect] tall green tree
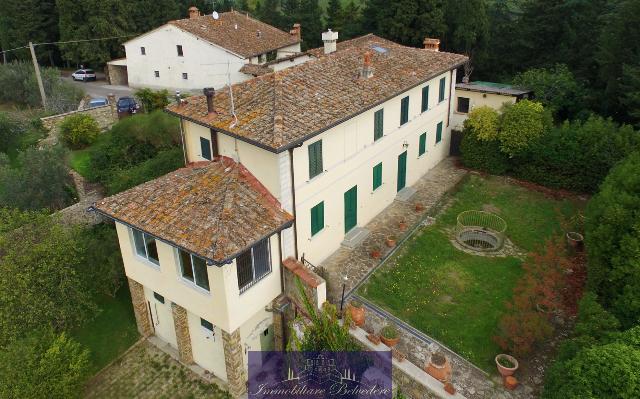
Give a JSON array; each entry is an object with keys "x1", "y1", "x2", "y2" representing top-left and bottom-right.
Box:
[
  {"x1": 325, "y1": 0, "x2": 344, "y2": 33},
  {"x1": 0, "y1": 0, "x2": 59, "y2": 64},
  {"x1": 340, "y1": 0, "x2": 363, "y2": 40},
  {"x1": 362, "y1": 0, "x2": 445, "y2": 48},
  {"x1": 597, "y1": 0, "x2": 640, "y2": 124},
  {"x1": 56, "y1": 0, "x2": 134, "y2": 65},
  {"x1": 0, "y1": 329, "x2": 90, "y2": 399},
  {"x1": 443, "y1": 0, "x2": 489, "y2": 61},
  {"x1": 0, "y1": 211, "x2": 97, "y2": 346}
]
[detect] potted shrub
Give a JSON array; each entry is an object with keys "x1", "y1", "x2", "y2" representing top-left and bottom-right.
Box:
[
  {"x1": 349, "y1": 300, "x2": 365, "y2": 327},
  {"x1": 371, "y1": 248, "x2": 382, "y2": 259},
  {"x1": 495, "y1": 354, "x2": 518, "y2": 377},
  {"x1": 385, "y1": 236, "x2": 397, "y2": 248},
  {"x1": 425, "y1": 352, "x2": 451, "y2": 382},
  {"x1": 379, "y1": 324, "x2": 400, "y2": 347},
  {"x1": 398, "y1": 219, "x2": 408, "y2": 231}
]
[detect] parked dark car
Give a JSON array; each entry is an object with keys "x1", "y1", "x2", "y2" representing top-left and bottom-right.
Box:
[{"x1": 116, "y1": 97, "x2": 139, "y2": 117}]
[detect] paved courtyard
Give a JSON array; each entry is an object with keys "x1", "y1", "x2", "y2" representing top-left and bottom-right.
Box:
[
  {"x1": 321, "y1": 157, "x2": 468, "y2": 302},
  {"x1": 84, "y1": 340, "x2": 229, "y2": 399}
]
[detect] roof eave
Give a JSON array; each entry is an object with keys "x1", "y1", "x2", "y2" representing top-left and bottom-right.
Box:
[{"x1": 88, "y1": 205, "x2": 293, "y2": 266}]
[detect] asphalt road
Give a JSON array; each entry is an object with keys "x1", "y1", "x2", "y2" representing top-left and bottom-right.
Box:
[{"x1": 62, "y1": 73, "x2": 133, "y2": 100}]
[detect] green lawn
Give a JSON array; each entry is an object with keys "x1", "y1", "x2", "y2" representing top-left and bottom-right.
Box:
[
  {"x1": 68, "y1": 148, "x2": 92, "y2": 178},
  {"x1": 71, "y1": 287, "x2": 139, "y2": 374},
  {"x1": 359, "y1": 175, "x2": 583, "y2": 372}
]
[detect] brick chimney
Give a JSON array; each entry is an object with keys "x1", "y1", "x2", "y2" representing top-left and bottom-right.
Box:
[
  {"x1": 322, "y1": 29, "x2": 338, "y2": 54},
  {"x1": 423, "y1": 38, "x2": 440, "y2": 51},
  {"x1": 188, "y1": 6, "x2": 200, "y2": 19},
  {"x1": 203, "y1": 87, "x2": 215, "y2": 114},
  {"x1": 290, "y1": 23, "x2": 302, "y2": 41},
  {"x1": 360, "y1": 51, "x2": 373, "y2": 79}
]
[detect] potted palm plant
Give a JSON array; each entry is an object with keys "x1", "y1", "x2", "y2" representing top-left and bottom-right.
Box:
[{"x1": 379, "y1": 324, "x2": 400, "y2": 347}]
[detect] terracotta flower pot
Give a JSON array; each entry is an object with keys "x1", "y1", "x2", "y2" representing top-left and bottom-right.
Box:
[
  {"x1": 566, "y1": 231, "x2": 584, "y2": 252},
  {"x1": 425, "y1": 353, "x2": 451, "y2": 382},
  {"x1": 391, "y1": 348, "x2": 406, "y2": 362},
  {"x1": 371, "y1": 249, "x2": 382, "y2": 259},
  {"x1": 380, "y1": 335, "x2": 400, "y2": 347},
  {"x1": 504, "y1": 376, "x2": 518, "y2": 390},
  {"x1": 495, "y1": 354, "x2": 518, "y2": 377},
  {"x1": 444, "y1": 382, "x2": 456, "y2": 395},
  {"x1": 398, "y1": 221, "x2": 408, "y2": 231},
  {"x1": 367, "y1": 333, "x2": 381, "y2": 345},
  {"x1": 415, "y1": 203, "x2": 425, "y2": 212},
  {"x1": 385, "y1": 237, "x2": 396, "y2": 248},
  {"x1": 349, "y1": 304, "x2": 365, "y2": 327}
]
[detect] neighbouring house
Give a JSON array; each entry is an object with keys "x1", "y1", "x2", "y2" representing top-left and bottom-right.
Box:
[
  {"x1": 92, "y1": 32, "x2": 466, "y2": 398},
  {"x1": 108, "y1": 7, "x2": 302, "y2": 92},
  {"x1": 451, "y1": 81, "x2": 532, "y2": 130}
]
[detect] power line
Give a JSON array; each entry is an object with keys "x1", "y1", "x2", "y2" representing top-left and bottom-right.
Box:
[
  {"x1": 34, "y1": 34, "x2": 137, "y2": 46},
  {"x1": 0, "y1": 45, "x2": 29, "y2": 55}
]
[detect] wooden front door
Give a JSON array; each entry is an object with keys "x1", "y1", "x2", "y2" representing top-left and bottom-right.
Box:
[
  {"x1": 397, "y1": 151, "x2": 407, "y2": 192},
  {"x1": 344, "y1": 185, "x2": 358, "y2": 233}
]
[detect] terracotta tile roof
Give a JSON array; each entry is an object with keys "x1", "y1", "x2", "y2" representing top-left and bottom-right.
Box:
[
  {"x1": 166, "y1": 34, "x2": 467, "y2": 153},
  {"x1": 239, "y1": 63, "x2": 272, "y2": 76},
  {"x1": 169, "y1": 10, "x2": 300, "y2": 58},
  {"x1": 92, "y1": 157, "x2": 293, "y2": 264}
]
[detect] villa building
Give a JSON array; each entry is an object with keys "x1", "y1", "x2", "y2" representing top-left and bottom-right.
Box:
[
  {"x1": 92, "y1": 32, "x2": 466, "y2": 398},
  {"x1": 106, "y1": 8, "x2": 303, "y2": 90},
  {"x1": 451, "y1": 81, "x2": 532, "y2": 130}
]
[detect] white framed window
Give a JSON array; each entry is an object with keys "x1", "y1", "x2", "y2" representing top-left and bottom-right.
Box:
[
  {"x1": 178, "y1": 249, "x2": 210, "y2": 292},
  {"x1": 131, "y1": 228, "x2": 160, "y2": 266}
]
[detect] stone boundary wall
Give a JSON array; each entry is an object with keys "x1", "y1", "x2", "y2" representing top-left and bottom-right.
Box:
[
  {"x1": 283, "y1": 257, "x2": 327, "y2": 314},
  {"x1": 350, "y1": 325, "x2": 465, "y2": 399},
  {"x1": 40, "y1": 95, "x2": 118, "y2": 146}
]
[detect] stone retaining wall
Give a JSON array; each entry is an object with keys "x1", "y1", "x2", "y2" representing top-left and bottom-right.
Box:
[{"x1": 40, "y1": 94, "x2": 118, "y2": 146}]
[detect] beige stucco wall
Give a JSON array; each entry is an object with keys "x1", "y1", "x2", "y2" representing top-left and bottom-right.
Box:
[
  {"x1": 124, "y1": 25, "x2": 251, "y2": 91},
  {"x1": 450, "y1": 90, "x2": 517, "y2": 130},
  {"x1": 187, "y1": 309, "x2": 227, "y2": 380},
  {"x1": 292, "y1": 70, "x2": 454, "y2": 265},
  {"x1": 115, "y1": 222, "x2": 282, "y2": 334},
  {"x1": 182, "y1": 120, "x2": 282, "y2": 201}
]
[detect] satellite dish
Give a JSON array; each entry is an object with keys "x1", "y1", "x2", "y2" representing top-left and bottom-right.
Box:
[{"x1": 212, "y1": 11, "x2": 219, "y2": 20}]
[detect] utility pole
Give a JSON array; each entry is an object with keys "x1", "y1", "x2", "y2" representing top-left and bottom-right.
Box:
[{"x1": 29, "y1": 41, "x2": 47, "y2": 110}]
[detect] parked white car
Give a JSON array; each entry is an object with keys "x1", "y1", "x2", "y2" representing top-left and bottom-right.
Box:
[{"x1": 71, "y1": 69, "x2": 96, "y2": 82}]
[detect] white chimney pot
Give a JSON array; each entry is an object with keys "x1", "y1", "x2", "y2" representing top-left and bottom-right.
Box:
[{"x1": 322, "y1": 29, "x2": 339, "y2": 54}]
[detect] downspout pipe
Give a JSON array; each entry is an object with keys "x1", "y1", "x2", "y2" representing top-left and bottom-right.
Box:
[{"x1": 288, "y1": 146, "x2": 300, "y2": 259}]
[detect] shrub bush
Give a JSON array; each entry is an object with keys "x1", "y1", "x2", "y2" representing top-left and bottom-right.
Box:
[
  {"x1": 59, "y1": 114, "x2": 100, "y2": 149},
  {"x1": 511, "y1": 116, "x2": 639, "y2": 192},
  {"x1": 585, "y1": 152, "x2": 640, "y2": 327},
  {"x1": 498, "y1": 100, "x2": 552, "y2": 157},
  {"x1": 460, "y1": 132, "x2": 510, "y2": 174},
  {"x1": 135, "y1": 88, "x2": 170, "y2": 113},
  {"x1": 463, "y1": 106, "x2": 500, "y2": 141},
  {"x1": 0, "y1": 329, "x2": 90, "y2": 399},
  {"x1": 0, "y1": 146, "x2": 75, "y2": 211},
  {"x1": 105, "y1": 148, "x2": 184, "y2": 195}
]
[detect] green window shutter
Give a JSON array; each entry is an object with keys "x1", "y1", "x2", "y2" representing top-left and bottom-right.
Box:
[
  {"x1": 439, "y1": 77, "x2": 446, "y2": 102},
  {"x1": 419, "y1": 132, "x2": 427, "y2": 155},
  {"x1": 436, "y1": 122, "x2": 443, "y2": 143},
  {"x1": 421, "y1": 86, "x2": 429, "y2": 112},
  {"x1": 310, "y1": 201, "x2": 324, "y2": 236},
  {"x1": 400, "y1": 96, "x2": 409, "y2": 125},
  {"x1": 308, "y1": 140, "x2": 323, "y2": 178},
  {"x1": 374, "y1": 109, "x2": 384, "y2": 141},
  {"x1": 372, "y1": 162, "x2": 382, "y2": 190}
]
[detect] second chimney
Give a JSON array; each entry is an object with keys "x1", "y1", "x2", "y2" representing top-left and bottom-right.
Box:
[
  {"x1": 423, "y1": 38, "x2": 440, "y2": 51},
  {"x1": 188, "y1": 6, "x2": 200, "y2": 19},
  {"x1": 322, "y1": 29, "x2": 338, "y2": 54},
  {"x1": 290, "y1": 23, "x2": 302, "y2": 41},
  {"x1": 203, "y1": 87, "x2": 215, "y2": 114},
  {"x1": 360, "y1": 51, "x2": 373, "y2": 79}
]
